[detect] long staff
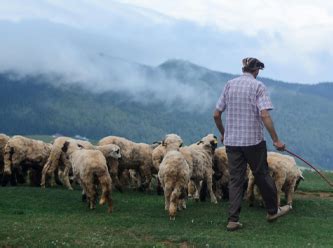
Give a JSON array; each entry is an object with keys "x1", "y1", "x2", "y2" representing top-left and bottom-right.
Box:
[{"x1": 284, "y1": 148, "x2": 333, "y2": 187}]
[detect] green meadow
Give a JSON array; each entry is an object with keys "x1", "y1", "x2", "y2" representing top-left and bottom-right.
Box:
[{"x1": 0, "y1": 171, "x2": 332, "y2": 247}]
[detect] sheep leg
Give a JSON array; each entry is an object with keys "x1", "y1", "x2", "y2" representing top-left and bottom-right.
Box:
[
  {"x1": 156, "y1": 177, "x2": 164, "y2": 195},
  {"x1": 40, "y1": 160, "x2": 51, "y2": 188},
  {"x1": 61, "y1": 166, "x2": 73, "y2": 190},
  {"x1": 83, "y1": 179, "x2": 96, "y2": 210},
  {"x1": 169, "y1": 187, "x2": 181, "y2": 220},
  {"x1": 285, "y1": 180, "x2": 296, "y2": 208},
  {"x1": 193, "y1": 180, "x2": 201, "y2": 201},
  {"x1": 138, "y1": 164, "x2": 152, "y2": 191},
  {"x1": 246, "y1": 176, "x2": 255, "y2": 206},
  {"x1": 207, "y1": 175, "x2": 218, "y2": 204},
  {"x1": 164, "y1": 181, "x2": 172, "y2": 211},
  {"x1": 178, "y1": 187, "x2": 187, "y2": 210},
  {"x1": 98, "y1": 173, "x2": 113, "y2": 213},
  {"x1": 108, "y1": 159, "x2": 123, "y2": 192},
  {"x1": 274, "y1": 177, "x2": 285, "y2": 207}
]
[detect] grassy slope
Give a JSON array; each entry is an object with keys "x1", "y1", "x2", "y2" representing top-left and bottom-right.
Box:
[
  {"x1": 298, "y1": 170, "x2": 333, "y2": 193},
  {"x1": 0, "y1": 182, "x2": 332, "y2": 248}
]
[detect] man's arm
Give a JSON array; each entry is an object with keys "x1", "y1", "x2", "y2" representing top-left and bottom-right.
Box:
[
  {"x1": 260, "y1": 109, "x2": 285, "y2": 150},
  {"x1": 213, "y1": 110, "x2": 225, "y2": 143}
]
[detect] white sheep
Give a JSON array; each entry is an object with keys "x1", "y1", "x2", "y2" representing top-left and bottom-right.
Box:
[
  {"x1": 158, "y1": 134, "x2": 190, "y2": 220},
  {"x1": 185, "y1": 134, "x2": 218, "y2": 204},
  {"x1": 62, "y1": 141, "x2": 117, "y2": 213},
  {"x1": 41, "y1": 137, "x2": 94, "y2": 190},
  {"x1": 3, "y1": 135, "x2": 52, "y2": 186},
  {"x1": 246, "y1": 152, "x2": 304, "y2": 208},
  {"x1": 98, "y1": 136, "x2": 157, "y2": 191},
  {"x1": 152, "y1": 134, "x2": 219, "y2": 203}
]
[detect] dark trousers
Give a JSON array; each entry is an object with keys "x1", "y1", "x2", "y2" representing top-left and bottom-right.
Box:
[{"x1": 226, "y1": 141, "x2": 278, "y2": 222}]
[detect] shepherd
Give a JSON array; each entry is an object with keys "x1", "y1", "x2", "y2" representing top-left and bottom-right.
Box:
[{"x1": 213, "y1": 57, "x2": 290, "y2": 231}]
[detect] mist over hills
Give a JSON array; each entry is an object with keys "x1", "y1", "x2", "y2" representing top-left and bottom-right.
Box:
[{"x1": 0, "y1": 58, "x2": 332, "y2": 170}]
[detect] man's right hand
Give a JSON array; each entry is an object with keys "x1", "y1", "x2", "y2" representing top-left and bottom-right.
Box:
[
  {"x1": 220, "y1": 134, "x2": 224, "y2": 144},
  {"x1": 273, "y1": 140, "x2": 286, "y2": 151}
]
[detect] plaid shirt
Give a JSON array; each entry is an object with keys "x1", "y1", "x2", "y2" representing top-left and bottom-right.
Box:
[{"x1": 216, "y1": 73, "x2": 273, "y2": 146}]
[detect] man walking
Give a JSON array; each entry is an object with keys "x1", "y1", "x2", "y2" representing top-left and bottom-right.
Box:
[{"x1": 213, "y1": 57, "x2": 290, "y2": 231}]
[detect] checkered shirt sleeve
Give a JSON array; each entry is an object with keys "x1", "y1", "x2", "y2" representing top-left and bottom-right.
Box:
[
  {"x1": 215, "y1": 83, "x2": 229, "y2": 112},
  {"x1": 256, "y1": 83, "x2": 273, "y2": 111}
]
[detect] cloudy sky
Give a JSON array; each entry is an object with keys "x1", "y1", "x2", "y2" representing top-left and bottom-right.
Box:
[{"x1": 0, "y1": 0, "x2": 332, "y2": 84}]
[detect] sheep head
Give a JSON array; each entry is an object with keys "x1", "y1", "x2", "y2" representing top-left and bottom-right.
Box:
[
  {"x1": 162, "y1": 134, "x2": 183, "y2": 151},
  {"x1": 196, "y1": 134, "x2": 218, "y2": 152}
]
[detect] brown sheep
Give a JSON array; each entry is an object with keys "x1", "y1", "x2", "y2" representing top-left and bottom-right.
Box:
[
  {"x1": 158, "y1": 134, "x2": 190, "y2": 220},
  {"x1": 212, "y1": 147, "x2": 230, "y2": 200},
  {"x1": 3, "y1": 135, "x2": 52, "y2": 186},
  {"x1": 62, "y1": 141, "x2": 115, "y2": 213},
  {"x1": 98, "y1": 136, "x2": 157, "y2": 191},
  {"x1": 246, "y1": 152, "x2": 304, "y2": 208}
]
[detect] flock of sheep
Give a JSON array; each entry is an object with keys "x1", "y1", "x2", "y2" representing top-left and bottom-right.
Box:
[{"x1": 0, "y1": 133, "x2": 304, "y2": 219}]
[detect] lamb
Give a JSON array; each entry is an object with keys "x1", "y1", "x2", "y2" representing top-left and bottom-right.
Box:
[
  {"x1": 62, "y1": 141, "x2": 118, "y2": 213},
  {"x1": 41, "y1": 137, "x2": 94, "y2": 190},
  {"x1": 98, "y1": 136, "x2": 158, "y2": 191},
  {"x1": 158, "y1": 134, "x2": 190, "y2": 220},
  {"x1": 246, "y1": 152, "x2": 304, "y2": 208},
  {"x1": 3, "y1": 135, "x2": 52, "y2": 186}
]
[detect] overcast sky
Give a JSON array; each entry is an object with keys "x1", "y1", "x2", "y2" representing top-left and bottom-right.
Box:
[{"x1": 0, "y1": 0, "x2": 332, "y2": 84}]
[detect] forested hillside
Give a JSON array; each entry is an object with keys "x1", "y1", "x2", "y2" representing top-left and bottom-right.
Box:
[{"x1": 0, "y1": 59, "x2": 332, "y2": 170}]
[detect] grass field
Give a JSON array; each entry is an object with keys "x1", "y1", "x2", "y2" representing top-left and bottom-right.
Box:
[{"x1": 0, "y1": 173, "x2": 332, "y2": 248}]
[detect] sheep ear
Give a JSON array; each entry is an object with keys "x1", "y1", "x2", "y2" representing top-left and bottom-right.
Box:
[
  {"x1": 179, "y1": 143, "x2": 183, "y2": 147},
  {"x1": 77, "y1": 144, "x2": 84, "y2": 148},
  {"x1": 162, "y1": 140, "x2": 166, "y2": 146},
  {"x1": 196, "y1": 140, "x2": 204, "y2": 145}
]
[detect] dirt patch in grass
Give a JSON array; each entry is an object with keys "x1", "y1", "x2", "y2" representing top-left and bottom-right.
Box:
[
  {"x1": 295, "y1": 191, "x2": 333, "y2": 199},
  {"x1": 160, "y1": 240, "x2": 192, "y2": 248}
]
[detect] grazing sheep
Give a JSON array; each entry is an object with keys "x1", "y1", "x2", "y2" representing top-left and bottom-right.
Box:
[
  {"x1": 95, "y1": 144, "x2": 122, "y2": 191},
  {"x1": 158, "y1": 134, "x2": 190, "y2": 220},
  {"x1": 3, "y1": 135, "x2": 52, "y2": 186},
  {"x1": 41, "y1": 138, "x2": 121, "y2": 191},
  {"x1": 41, "y1": 137, "x2": 94, "y2": 190},
  {"x1": 212, "y1": 147, "x2": 230, "y2": 200},
  {"x1": 246, "y1": 152, "x2": 304, "y2": 208},
  {"x1": 62, "y1": 141, "x2": 115, "y2": 213},
  {"x1": 186, "y1": 134, "x2": 218, "y2": 204},
  {"x1": 98, "y1": 136, "x2": 157, "y2": 191},
  {"x1": 152, "y1": 134, "x2": 218, "y2": 203}
]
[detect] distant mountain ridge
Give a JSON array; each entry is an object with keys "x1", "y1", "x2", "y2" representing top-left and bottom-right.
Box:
[{"x1": 0, "y1": 58, "x2": 332, "y2": 170}]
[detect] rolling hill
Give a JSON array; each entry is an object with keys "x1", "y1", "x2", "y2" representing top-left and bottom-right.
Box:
[{"x1": 0, "y1": 58, "x2": 332, "y2": 170}]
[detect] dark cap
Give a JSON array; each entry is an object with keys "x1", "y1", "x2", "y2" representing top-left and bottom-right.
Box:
[{"x1": 242, "y1": 57, "x2": 265, "y2": 71}]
